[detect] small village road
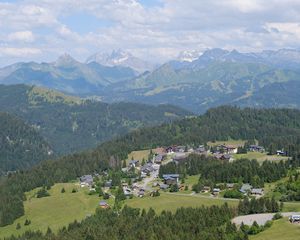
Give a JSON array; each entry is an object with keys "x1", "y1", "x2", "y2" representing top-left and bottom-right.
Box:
[
  {"x1": 164, "y1": 192, "x2": 240, "y2": 201},
  {"x1": 232, "y1": 212, "x2": 300, "y2": 225}
]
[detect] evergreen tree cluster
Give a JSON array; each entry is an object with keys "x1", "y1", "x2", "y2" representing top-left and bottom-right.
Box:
[
  {"x1": 238, "y1": 197, "x2": 280, "y2": 215},
  {"x1": 5, "y1": 205, "x2": 248, "y2": 240}
]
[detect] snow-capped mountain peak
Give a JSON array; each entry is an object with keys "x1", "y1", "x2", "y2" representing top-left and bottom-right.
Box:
[
  {"x1": 86, "y1": 49, "x2": 154, "y2": 73},
  {"x1": 177, "y1": 50, "x2": 203, "y2": 62}
]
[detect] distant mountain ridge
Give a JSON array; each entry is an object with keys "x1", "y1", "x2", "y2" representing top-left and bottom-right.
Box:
[
  {"x1": 101, "y1": 48, "x2": 300, "y2": 113},
  {"x1": 86, "y1": 49, "x2": 155, "y2": 73},
  {"x1": 1, "y1": 48, "x2": 300, "y2": 113}
]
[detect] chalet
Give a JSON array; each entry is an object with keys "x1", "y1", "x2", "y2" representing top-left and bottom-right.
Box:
[
  {"x1": 162, "y1": 174, "x2": 179, "y2": 185},
  {"x1": 166, "y1": 146, "x2": 174, "y2": 154},
  {"x1": 141, "y1": 163, "x2": 155, "y2": 174},
  {"x1": 217, "y1": 144, "x2": 238, "y2": 154},
  {"x1": 154, "y1": 154, "x2": 164, "y2": 164},
  {"x1": 226, "y1": 183, "x2": 235, "y2": 189},
  {"x1": 251, "y1": 188, "x2": 264, "y2": 195},
  {"x1": 212, "y1": 188, "x2": 221, "y2": 195},
  {"x1": 99, "y1": 200, "x2": 109, "y2": 209},
  {"x1": 174, "y1": 146, "x2": 186, "y2": 153},
  {"x1": 289, "y1": 215, "x2": 300, "y2": 223},
  {"x1": 104, "y1": 180, "x2": 112, "y2": 188},
  {"x1": 138, "y1": 189, "x2": 145, "y2": 197},
  {"x1": 80, "y1": 175, "x2": 93, "y2": 187},
  {"x1": 276, "y1": 150, "x2": 285, "y2": 156},
  {"x1": 123, "y1": 187, "x2": 133, "y2": 196},
  {"x1": 129, "y1": 160, "x2": 140, "y2": 168},
  {"x1": 195, "y1": 145, "x2": 207, "y2": 154},
  {"x1": 202, "y1": 186, "x2": 211, "y2": 193},
  {"x1": 214, "y1": 153, "x2": 232, "y2": 161},
  {"x1": 240, "y1": 183, "x2": 252, "y2": 194},
  {"x1": 249, "y1": 145, "x2": 265, "y2": 152}
]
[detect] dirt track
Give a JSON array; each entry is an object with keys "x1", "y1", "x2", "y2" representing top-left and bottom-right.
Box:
[{"x1": 232, "y1": 212, "x2": 300, "y2": 225}]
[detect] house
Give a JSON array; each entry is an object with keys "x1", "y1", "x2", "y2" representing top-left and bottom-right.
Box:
[
  {"x1": 160, "y1": 183, "x2": 169, "y2": 190},
  {"x1": 240, "y1": 183, "x2": 252, "y2": 194},
  {"x1": 99, "y1": 200, "x2": 109, "y2": 209},
  {"x1": 214, "y1": 153, "x2": 232, "y2": 161},
  {"x1": 195, "y1": 145, "x2": 207, "y2": 154},
  {"x1": 141, "y1": 163, "x2": 155, "y2": 174},
  {"x1": 218, "y1": 144, "x2": 238, "y2": 154},
  {"x1": 174, "y1": 146, "x2": 186, "y2": 153},
  {"x1": 104, "y1": 180, "x2": 112, "y2": 188},
  {"x1": 138, "y1": 189, "x2": 145, "y2": 197},
  {"x1": 289, "y1": 215, "x2": 300, "y2": 223},
  {"x1": 249, "y1": 145, "x2": 265, "y2": 152},
  {"x1": 80, "y1": 175, "x2": 93, "y2": 187},
  {"x1": 166, "y1": 146, "x2": 174, "y2": 154},
  {"x1": 202, "y1": 186, "x2": 211, "y2": 193},
  {"x1": 212, "y1": 188, "x2": 221, "y2": 195},
  {"x1": 154, "y1": 154, "x2": 164, "y2": 164},
  {"x1": 276, "y1": 150, "x2": 285, "y2": 156},
  {"x1": 226, "y1": 183, "x2": 235, "y2": 189},
  {"x1": 251, "y1": 188, "x2": 264, "y2": 195},
  {"x1": 123, "y1": 187, "x2": 133, "y2": 196},
  {"x1": 162, "y1": 174, "x2": 179, "y2": 185},
  {"x1": 129, "y1": 160, "x2": 140, "y2": 168}
]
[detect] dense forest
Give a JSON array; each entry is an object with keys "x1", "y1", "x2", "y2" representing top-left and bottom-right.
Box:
[
  {"x1": 4, "y1": 205, "x2": 247, "y2": 240},
  {"x1": 0, "y1": 112, "x2": 50, "y2": 175},
  {"x1": 159, "y1": 154, "x2": 288, "y2": 187},
  {"x1": 2, "y1": 106, "x2": 300, "y2": 226},
  {"x1": 0, "y1": 84, "x2": 191, "y2": 154}
]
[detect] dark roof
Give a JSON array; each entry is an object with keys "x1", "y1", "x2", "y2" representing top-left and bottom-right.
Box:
[
  {"x1": 80, "y1": 175, "x2": 93, "y2": 183},
  {"x1": 163, "y1": 174, "x2": 179, "y2": 179}
]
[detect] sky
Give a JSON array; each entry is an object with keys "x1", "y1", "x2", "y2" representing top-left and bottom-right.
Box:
[{"x1": 0, "y1": 0, "x2": 300, "y2": 66}]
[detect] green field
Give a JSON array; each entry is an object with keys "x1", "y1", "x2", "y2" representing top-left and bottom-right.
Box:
[
  {"x1": 250, "y1": 218, "x2": 300, "y2": 240},
  {"x1": 234, "y1": 152, "x2": 289, "y2": 163},
  {"x1": 0, "y1": 183, "x2": 105, "y2": 239},
  {"x1": 126, "y1": 149, "x2": 150, "y2": 163},
  {"x1": 125, "y1": 192, "x2": 238, "y2": 213}
]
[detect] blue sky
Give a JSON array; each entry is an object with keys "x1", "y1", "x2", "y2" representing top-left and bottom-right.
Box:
[{"x1": 0, "y1": 0, "x2": 300, "y2": 66}]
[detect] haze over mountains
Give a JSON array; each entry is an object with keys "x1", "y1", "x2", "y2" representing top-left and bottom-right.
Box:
[{"x1": 1, "y1": 48, "x2": 300, "y2": 113}]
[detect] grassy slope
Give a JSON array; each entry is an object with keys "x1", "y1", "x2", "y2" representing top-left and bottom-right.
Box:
[
  {"x1": 0, "y1": 183, "x2": 103, "y2": 239},
  {"x1": 250, "y1": 218, "x2": 300, "y2": 240},
  {"x1": 125, "y1": 192, "x2": 238, "y2": 213},
  {"x1": 234, "y1": 152, "x2": 289, "y2": 163}
]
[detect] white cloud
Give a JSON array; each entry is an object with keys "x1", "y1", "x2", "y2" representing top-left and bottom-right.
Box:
[
  {"x1": 0, "y1": 47, "x2": 41, "y2": 57},
  {"x1": 1, "y1": 0, "x2": 300, "y2": 65},
  {"x1": 7, "y1": 31, "x2": 35, "y2": 42}
]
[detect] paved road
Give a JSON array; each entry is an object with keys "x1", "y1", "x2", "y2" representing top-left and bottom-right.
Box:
[{"x1": 232, "y1": 212, "x2": 299, "y2": 226}]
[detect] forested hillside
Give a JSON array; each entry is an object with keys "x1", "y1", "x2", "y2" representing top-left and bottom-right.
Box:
[
  {"x1": 0, "y1": 84, "x2": 191, "y2": 154},
  {"x1": 3, "y1": 206, "x2": 246, "y2": 240},
  {"x1": 2, "y1": 106, "x2": 300, "y2": 227},
  {"x1": 0, "y1": 113, "x2": 51, "y2": 175}
]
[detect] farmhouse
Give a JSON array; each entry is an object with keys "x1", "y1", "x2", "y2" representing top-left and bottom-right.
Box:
[
  {"x1": 129, "y1": 160, "x2": 140, "y2": 168},
  {"x1": 251, "y1": 188, "x2": 264, "y2": 195},
  {"x1": 212, "y1": 188, "x2": 221, "y2": 196},
  {"x1": 99, "y1": 200, "x2": 109, "y2": 209},
  {"x1": 217, "y1": 144, "x2": 238, "y2": 154},
  {"x1": 240, "y1": 183, "x2": 252, "y2": 194},
  {"x1": 80, "y1": 175, "x2": 93, "y2": 187},
  {"x1": 162, "y1": 174, "x2": 179, "y2": 185},
  {"x1": 154, "y1": 154, "x2": 164, "y2": 164},
  {"x1": 249, "y1": 145, "x2": 265, "y2": 152}
]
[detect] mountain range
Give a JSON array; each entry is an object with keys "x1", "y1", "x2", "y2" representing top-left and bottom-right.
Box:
[{"x1": 1, "y1": 48, "x2": 300, "y2": 113}]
